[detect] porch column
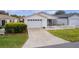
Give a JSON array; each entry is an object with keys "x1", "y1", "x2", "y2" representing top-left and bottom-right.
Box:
[
  {"x1": 67, "y1": 17, "x2": 69, "y2": 25},
  {"x1": 42, "y1": 19, "x2": 47, "y2": 27}
]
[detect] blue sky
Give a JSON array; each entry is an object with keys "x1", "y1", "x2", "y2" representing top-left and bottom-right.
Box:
[{"x1": 6, "y1": 10, "x2": 79, "y2": 16}]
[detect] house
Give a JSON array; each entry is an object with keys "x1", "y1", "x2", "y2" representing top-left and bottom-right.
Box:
[
  {"x1": 55, "y1": 14, "x2": 79, "y2": 26},
  {"x1": 68, "y1": 14, "x2": 79, "y2": 26},
  {"x1": 24, "y1": 12, "x2": 57, "y2": 28},
  {"x1": 54, "y1": 14, "x2": 69, "y2": 25},
  {"x1": 24, "y1": 12, "x2": 79, "y2": 28},
  {"x1": 0, "y1": 14, "x2": 18, "y2": 26}
]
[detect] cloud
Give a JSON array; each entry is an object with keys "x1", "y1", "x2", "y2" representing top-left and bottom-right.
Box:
[
  {"x1": 28, "y1": 10, "x2": 57, "y2": 15},
  {"x1": 6, "y1": 10, "x2": 57, "y2": 16},
  {"x1": 45, "y1": 10, "x2": 57, "y2": 14}
]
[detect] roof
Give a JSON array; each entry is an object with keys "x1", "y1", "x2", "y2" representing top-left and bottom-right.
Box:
[
  {"x1": 38, "y1": 12, "x2": 57, "y2": 19},
  {"x1": 24, "y1": 12, "x2": 79, "y2": 19},
  {"x1": 24, "y1": 12, "x2": 57, "y2": 19},
  {"x1": 54, "y1": 13, "x2": 79, "y2": 18},
  {"x1": 54, "y1": 14, "x2": 68, "y2": 18},
  {"x1": 0, "y1": 14, "x2": 18, "y2": 20}
]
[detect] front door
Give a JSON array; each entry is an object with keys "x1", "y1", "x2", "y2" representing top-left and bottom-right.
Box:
[
  {"x1": 2, "y1": 20, "x2": 5, "y2": 26},
  {"x1": 47, "y1": 19, "x2": 53, "y2": 26}
]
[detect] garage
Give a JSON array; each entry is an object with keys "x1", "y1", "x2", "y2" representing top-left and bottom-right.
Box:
[
  {"x1": 27, "y1": 19, "x2": 42, "y2": 28},
  {"x1": 69, "y1": 19, "x2": 79, "y2": 26},
  {"x1": 69, "y1": 15, "x2": 79, "y2": 26}
]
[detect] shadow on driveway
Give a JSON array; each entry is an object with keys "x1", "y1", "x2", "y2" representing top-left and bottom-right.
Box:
[{"x1": 37, "y1": 42, "x2": 79, "y2": 48}]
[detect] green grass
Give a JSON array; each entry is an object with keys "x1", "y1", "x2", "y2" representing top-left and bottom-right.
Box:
[
  {"x1": 48, "y1": 28, "x2": 79, "y2": 42},
  {"x1": 0, "y1": 33, "x2": 28, "y2": 48}
]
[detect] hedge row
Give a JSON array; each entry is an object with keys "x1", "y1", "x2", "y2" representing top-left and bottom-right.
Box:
[{"x1": 5, "y1": 22, "x2": 27, "y2": 33}]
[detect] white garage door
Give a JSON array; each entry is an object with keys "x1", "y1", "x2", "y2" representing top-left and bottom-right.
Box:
[
  {"x1": 27, "y1": 19, "x2": 42, "y2": 28},
  {"x1": 70, "y1": 19, "x2": 79, "y2": 26}
]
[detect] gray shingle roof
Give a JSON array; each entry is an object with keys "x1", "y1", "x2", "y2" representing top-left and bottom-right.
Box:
[
  {"x1": 53, "y1": 13, "x2": 79, "y2": 18},
  {"x1": 0, "y1": 14, "x2": 18, "y2": 20},
  {"x1": 24, "y1": 12, "x2": 57, "y2": 19},
  {"x1": 24, "y1": 12, "x2": 79, "y2": 19}
]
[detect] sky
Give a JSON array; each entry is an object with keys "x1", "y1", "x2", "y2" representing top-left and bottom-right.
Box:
[{"x1": 6, "y1": 10, "x2": 79, "y2": 16}]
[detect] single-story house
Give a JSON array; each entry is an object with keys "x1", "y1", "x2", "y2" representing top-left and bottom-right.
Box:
[
  {"x1": 24, "y1": 12, "x2": 57, "y2": 28},
  {"x1": 54, "y1": 14, "x2": 79, "y2": 26},
  {"x1": 0, "y1": 14, "x2": 19, "y2": 26},
  {"x1": 24, "y1": 12, "x2": 79, "y2": 28}
]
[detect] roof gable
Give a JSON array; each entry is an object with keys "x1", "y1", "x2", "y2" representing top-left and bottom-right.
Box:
[
  {"x1": 24, "y1": 12, "x2": 57, "y2": 19},
  {"x1": 69, "y1": 14, "x2": 79, "y2": 18},
  {"x1": 25, "y1": 14, "x2": 48, "y2": 19}
]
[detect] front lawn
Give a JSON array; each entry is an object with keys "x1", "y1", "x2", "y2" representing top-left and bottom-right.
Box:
[
  {"x1": 48, "y1": 28, "x2": 79, "y2": 42},
  {"x1": 0, "y1": 33, "x2": 28, "y2": 48}
]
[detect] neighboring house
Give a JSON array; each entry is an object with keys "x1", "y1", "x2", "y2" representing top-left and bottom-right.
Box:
[
  {"x1": 68, "y1": 15, "x2": 79, "y2": 26},
  {"x1": 24, "y1": 12, "x2": 79, "y2": 28},
  {"x1": 55, "y1": 14, "x2": 79, "y2": 26},
  {"x1": 0, "y1": 14, "x2": 18, "y2": 26},
  {"x1": 54, "y1": 14, "x2": 68, "y2": 25}
]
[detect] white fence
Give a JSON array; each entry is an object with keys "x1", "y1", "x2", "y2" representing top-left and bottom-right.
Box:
[{"x1": 46, "y1": 25, "x2": 79, "y2": 30}]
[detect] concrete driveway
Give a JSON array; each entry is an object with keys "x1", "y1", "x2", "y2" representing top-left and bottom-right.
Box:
[{"x1": 23, "y1": 28, "x2": 69, "y2": 48}]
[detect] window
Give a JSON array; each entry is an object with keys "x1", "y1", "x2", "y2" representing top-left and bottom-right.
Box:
[
  {"x1": 28, "y1": 19, "x2": 42, "y2": 21},
  {"x1": 31, "y1": 19, "x2": 32, "y2": 21},
  {"x1": 33, "y1": 19, "x2": 34, "y2": 21},
  {"x1": 38, "y1": 19, "x2": 39, "y2": 21},
  {"x1": 28, "y1": 19, "x2": 29, "y2": 21},
  {"x1": 28, "y1": 19, "x2": 31, "y2": 21},
  {"x1": 19, "y1": 19, "x2": 24, "y2": 23},
  {"x1": 39, "y1": 19, "x2": 42, "y2": 21},
  {"x1": 35, "y1": 19, "x2": 37, "y2": 21}
]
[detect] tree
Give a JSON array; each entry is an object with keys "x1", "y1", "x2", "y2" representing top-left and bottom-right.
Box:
[
  {"x1": 10, "y1": 14, "x2": 21, "y2": 18},
  {"x1": 55, "y1": 10, "x2": 65, "y2": 15},
  {"x1": 0, "y1": 10, "x2": 9, "y2": 15}
]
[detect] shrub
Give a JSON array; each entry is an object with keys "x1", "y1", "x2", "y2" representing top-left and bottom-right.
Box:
[
  {"x1": 5, "y1": 22, "x2": 27, "y2": 33},
  {"x1": 0, "y1": 26, "x2": 2, "y2": 29}
]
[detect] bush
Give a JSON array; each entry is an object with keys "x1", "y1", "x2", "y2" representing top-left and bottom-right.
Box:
[
  {"x1": 0, "y1": 26, "x2": 2, "y2": 29},
  {"x1": 5, "y1": 22, "x2": 27, "y2": 33}
]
